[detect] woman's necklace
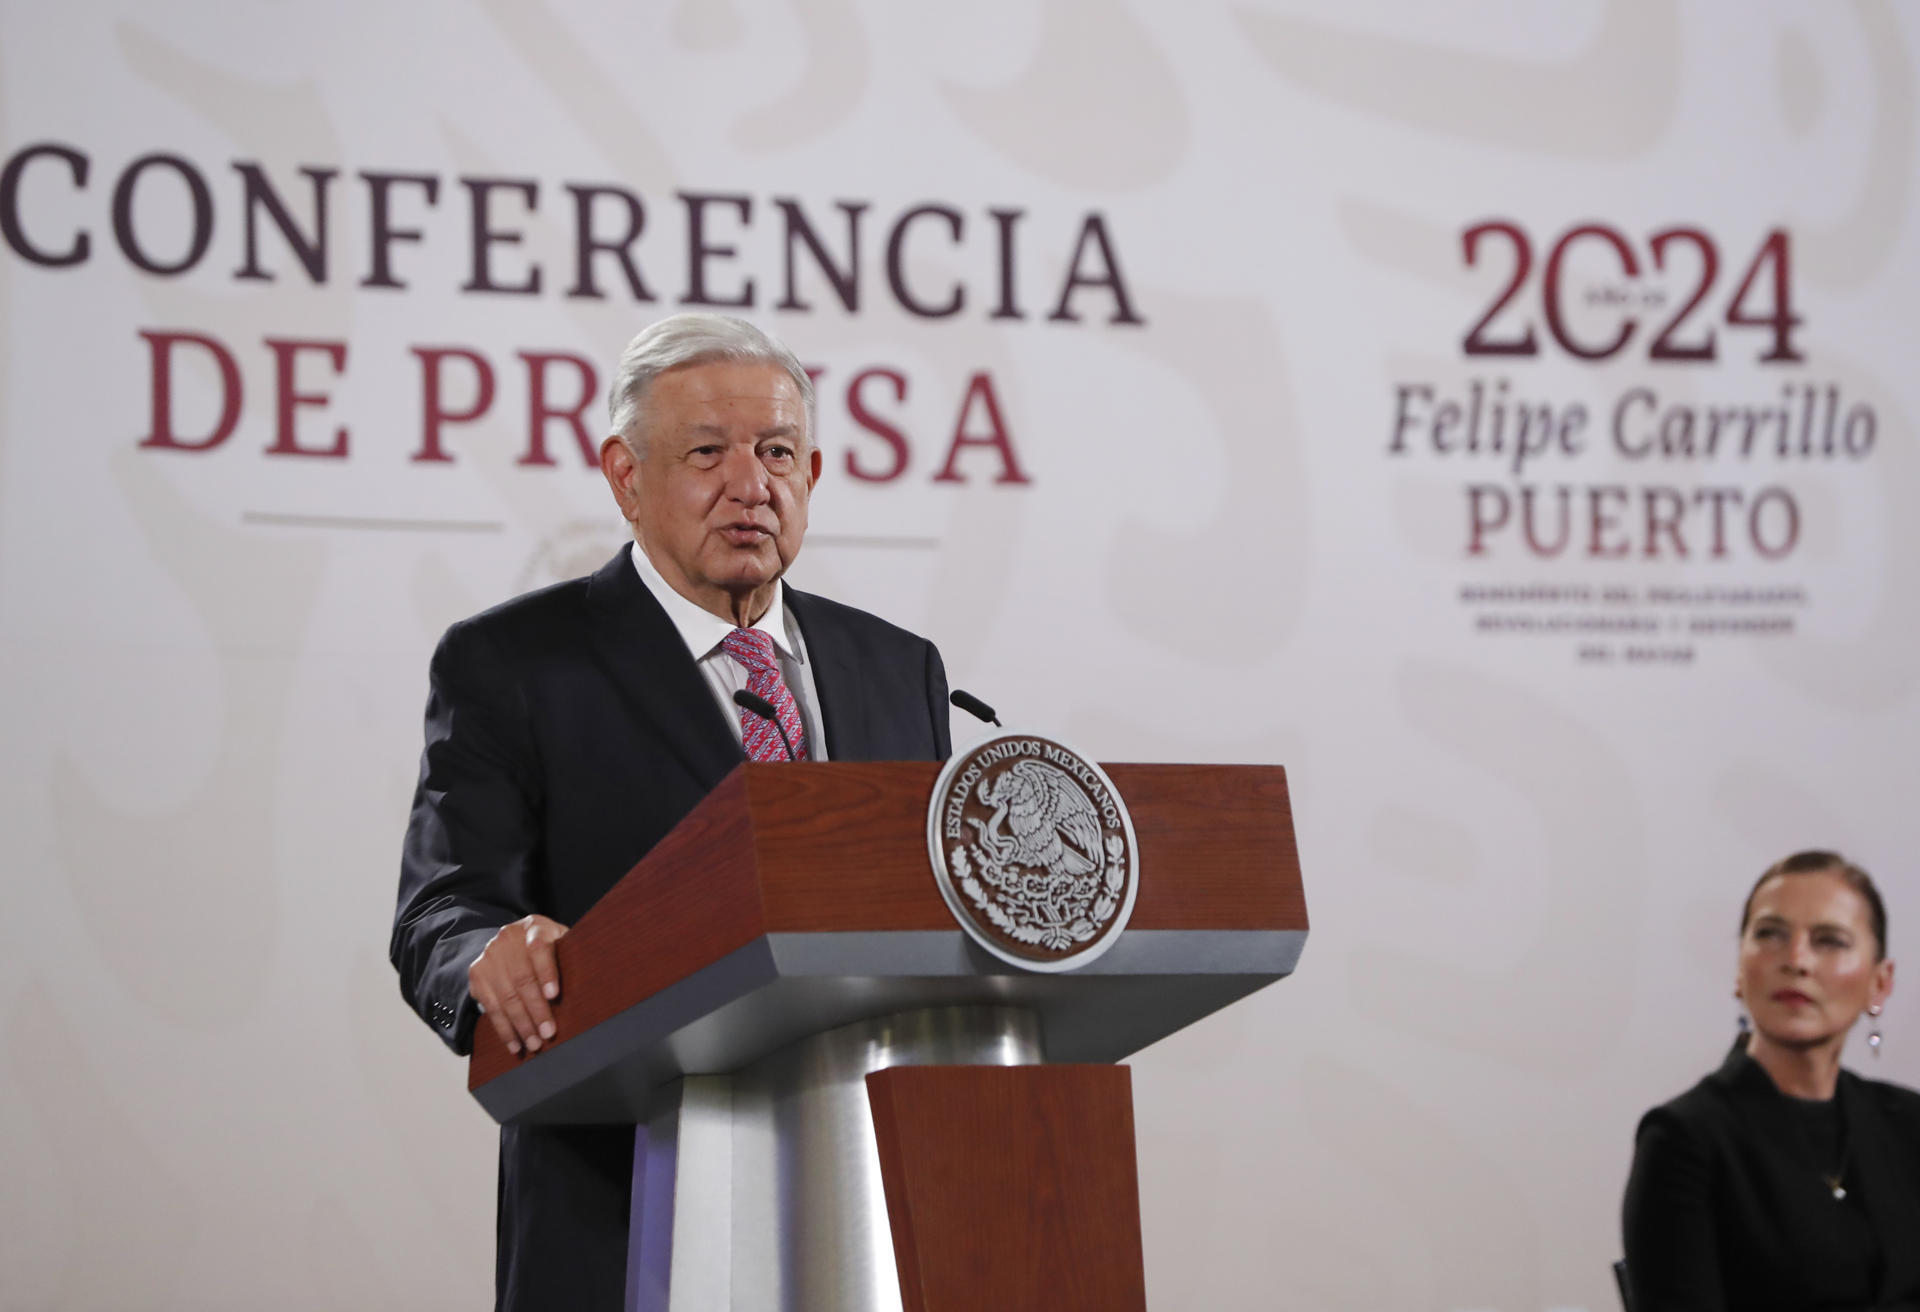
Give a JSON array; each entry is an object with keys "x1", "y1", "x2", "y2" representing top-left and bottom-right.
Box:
[
  {"x1": 1754, "y1": 1047, "x2": 1852, "y2": 1200},
  {"x1": 1822, "y1": 1121, "x2": 1851, "y2": 1201}
]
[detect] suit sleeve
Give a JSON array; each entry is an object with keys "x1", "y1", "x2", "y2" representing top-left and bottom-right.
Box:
[
  {"x1": 1623, "y1": 1108, "x2": 1725, "y2": 1312},
  {"x1": 390, "y1": 619, "x2": 547, "y2": 1055},
  {"x1": 923, "y1": 638, "x2": 952, "y2": 759}
]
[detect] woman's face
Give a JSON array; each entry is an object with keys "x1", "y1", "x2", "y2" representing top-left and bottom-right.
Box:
[{"x1": 1738, "y1": 870, "x2": 1894, "y2": 1051}]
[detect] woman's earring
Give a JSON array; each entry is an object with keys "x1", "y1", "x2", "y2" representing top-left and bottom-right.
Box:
[
  {"x1": 1868, "y1": 1004, "x2": 1883, "y2": 1058},
  {"x1": 1737, "y1": 1010, "x2": 1751, "y2": 1036}
]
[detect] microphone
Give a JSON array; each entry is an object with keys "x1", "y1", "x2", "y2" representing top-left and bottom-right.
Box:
[
  {"x1": 732, "y1": 689, "x2": 797, "y2": 761},
  {"x1": 950, "y1": 689, "x2": 1002, "y2": 727}
]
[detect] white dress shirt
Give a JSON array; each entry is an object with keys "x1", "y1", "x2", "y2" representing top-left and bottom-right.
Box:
[{"x1": 626, "y1": 541, "x2": 829, "y2": 761}]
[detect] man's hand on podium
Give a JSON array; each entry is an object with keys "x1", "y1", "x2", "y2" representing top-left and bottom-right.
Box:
[{"x1": 469, "y1": 915, "x2": 570, "y2": 1057}]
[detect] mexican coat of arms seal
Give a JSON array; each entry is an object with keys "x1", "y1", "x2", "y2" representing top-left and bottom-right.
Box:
[{"x1": 926, "y1": 734, "x2": 1140, "y2": 971}]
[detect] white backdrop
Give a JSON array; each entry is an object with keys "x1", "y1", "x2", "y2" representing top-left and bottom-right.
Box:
[{"x1": 2, "y1": 3, "x2": 1916, "y2": 1309}]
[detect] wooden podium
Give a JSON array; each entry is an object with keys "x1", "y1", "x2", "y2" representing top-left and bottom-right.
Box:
[{"x1": 468, "y1": 760, "x2": 1306, "y2": 1312}]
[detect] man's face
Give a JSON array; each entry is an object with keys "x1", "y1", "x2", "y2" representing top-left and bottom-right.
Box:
[{"x1": 602, "y1": 360, "x2": 820, "y2": 622}]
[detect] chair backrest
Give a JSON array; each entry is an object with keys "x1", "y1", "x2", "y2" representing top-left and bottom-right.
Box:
[{"x1": 1612, "y1": 1259, "x2": 1634, "y2": 1312}]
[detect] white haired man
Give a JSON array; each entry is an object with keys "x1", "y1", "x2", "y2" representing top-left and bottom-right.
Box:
[{"x1": 391, "y1": 313, "x2": 952, "y2": 1311}]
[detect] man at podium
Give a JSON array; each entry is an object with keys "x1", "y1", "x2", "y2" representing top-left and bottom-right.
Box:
[{"x1": 390, "y1": 313, "x2": 954, "y2": 1312}]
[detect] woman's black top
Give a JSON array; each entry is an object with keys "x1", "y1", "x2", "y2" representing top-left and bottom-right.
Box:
[{"x1": 1623, "y1": 1044, "x2": 1920, "y2": 1312}]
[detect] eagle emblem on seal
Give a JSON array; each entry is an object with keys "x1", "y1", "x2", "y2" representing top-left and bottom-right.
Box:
[{"x1": 926, "y1": 735, "x2": 1139, "y2": 971}]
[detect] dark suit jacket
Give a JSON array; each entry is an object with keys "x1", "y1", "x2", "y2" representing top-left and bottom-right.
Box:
[
  {"x1": 390, "y1": 547, "x2": 952, "y2": 1312},
  {"x1": 1623, "y1": 1044, "x2": 1920, "y2": 1312}
]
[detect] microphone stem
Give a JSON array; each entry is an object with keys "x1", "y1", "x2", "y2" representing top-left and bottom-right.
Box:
[{"x1": 732, "y1": 688, "x2": 799, "y2": 761}]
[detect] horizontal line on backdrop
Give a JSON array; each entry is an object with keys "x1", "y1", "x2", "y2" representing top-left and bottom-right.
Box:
[
  {"x1": 242, "y1": 512, "x2": 506, "y2": 533},
  {"x1": 807, "y1": 535, "x2": 941, "y2": 549}
]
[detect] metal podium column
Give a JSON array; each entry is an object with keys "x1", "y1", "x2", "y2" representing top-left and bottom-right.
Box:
[{"x1": 627, "y1": 1005, "x2": 1044, "y2": 1312}]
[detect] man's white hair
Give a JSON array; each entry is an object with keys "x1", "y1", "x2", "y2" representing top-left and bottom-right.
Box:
[{"x1": 607, "y1": 313, "x2": 816, "y2": 455}]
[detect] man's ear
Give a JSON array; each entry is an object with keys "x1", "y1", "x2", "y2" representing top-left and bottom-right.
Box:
[
  {"x1": 600, "y1": 435, "x2": 641, "y2": 523},
  {"x1": 807, "y1": 442, "x2": 822, "y2": 491}
]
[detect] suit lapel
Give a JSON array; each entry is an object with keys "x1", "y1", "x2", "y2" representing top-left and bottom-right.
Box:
[
  {"x1": 1714, "y1": 1044, "x2": 1799, "y2": 1139},
  {"x1": 1838, "y1": 1072, "x2": 1920, "y2": 1302},
  {"x1": 1718, "y1": 1045, "x2": 1920, "y2": 1305},
  {"x1": 583, "y1": 548, "x2": 744, "y2": 792},
  {"x1": 787, "y1": 587, "x2": 869, "y2": 761}
]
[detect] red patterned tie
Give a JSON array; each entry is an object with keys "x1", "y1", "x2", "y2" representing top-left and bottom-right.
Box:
[{"x1": 721, "y1": 627, "x2": 810, "y2": 762}]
